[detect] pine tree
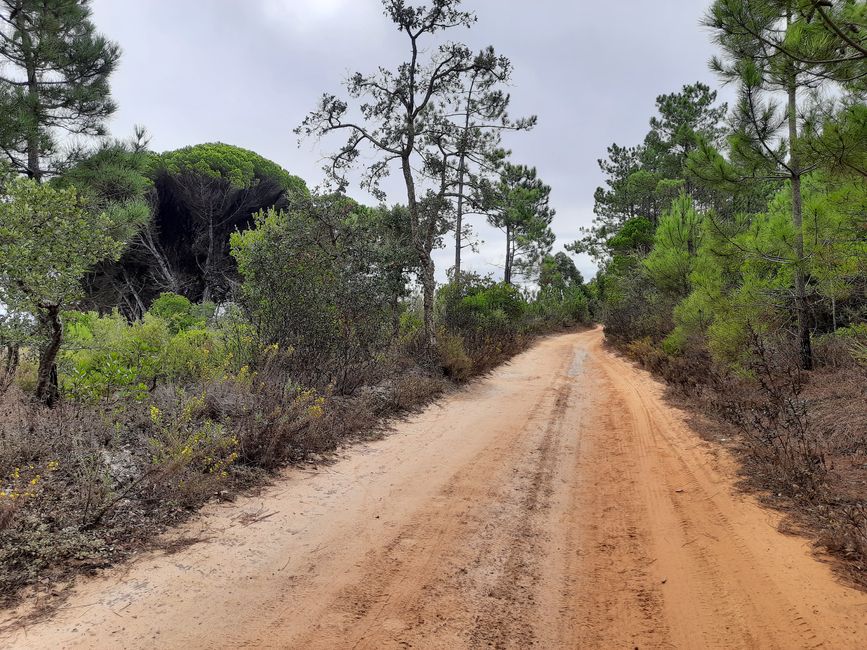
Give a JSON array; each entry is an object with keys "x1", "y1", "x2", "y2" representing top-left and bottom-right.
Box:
[
  {"x1": 298, "y1": 0, "x2": 495, "y2": 350},
  {"x1": 0, "y1": 0, "x2": 120, "y2": 181},
  {"x1": 488, "y1": 163, "x2": 555, "y2": 285},
  {"x1": 699, "y1": 0, "x2": 837, "y2": 370},
  {"x1": 424, "y1": 48, "x2": 535, "y2": 281}
]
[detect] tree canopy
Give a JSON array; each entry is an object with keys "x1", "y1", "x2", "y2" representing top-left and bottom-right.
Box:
[{"x1": 0, "y1": 0, "x2": 120, "y2": 180}]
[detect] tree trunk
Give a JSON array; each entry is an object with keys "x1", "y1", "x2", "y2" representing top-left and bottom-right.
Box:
[
  {"x1": 787, "y1": 77, "x2": 812, "y2": 371},
  {"x1": 400, "y1": 145, "x2": 437, "y2": 352},
  {"x1": 21, "y1": 20, "x2": 42, "y2": 182},
  {"x1": 504, "y1": 227, "x2": 513, "y2": 285},
  {"x1": 139, "y1": 228, "x2": 181, "y2": 294},
  {"x1": 35, "y1": 305, "x2": 62, "y2": 406},
  {"x1": 201, "y1": 213, "x2": 217, "y2": 303},
  {"x1": 454, "y1": 74, "x2": 478, "y2": 287},
  {"x1": 1, "y1": 345, "x2": 19, "y2": 392},
  {"x1": 454, "y1": 152, "x2": 466, "y2": 282},
  {"x1": 420, "y1": 256, "x2": 437, "y2": 351}
]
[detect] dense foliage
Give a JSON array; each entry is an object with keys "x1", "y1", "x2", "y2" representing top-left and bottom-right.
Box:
[{"x1": 70, "y1": 142, "x2": 310, "y2": 313}]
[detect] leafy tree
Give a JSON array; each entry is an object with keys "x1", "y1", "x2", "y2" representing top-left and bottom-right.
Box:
[
  {"x1": 0, "y1": 178, "x2": 142, "y2": 404},
  {"x1": 694, "y1": 0, "x2": 850, "y2": 369},
  {"x1": 0, "y1": 0, "x2": 120, "y2": 180},
  {"x1": 58, "y1": 127, "x2": 153, "y2": 208},
  {"x1": 605, "y1": 216, "x2": 655, "y2": 257},
  {"x1": 806, "y1": 101, "x2": 867, "y2": 178},
  {"x1": 148, "y1": 292, "x2": 209, "y2": 335},
  {"x1": 644, "y1": 82, "x2": 728, "y2": 182},
  {"x1": 488, "y1": 163, "x2": 555, "y2": 284},
  {"x1": 151, "y1": 143, "x2": 307, "y2": 304},
  {"x1": 156, "y1": 142, "x2": 307, "y2": 195},
  {"x1": 74, "y1": 142, "x2": 307, "y2": 314},
  {"x1": 573, "y1": 83, "x2": 728, "y2": 261},
  {"x1": 539, "y1": 251, "x2": 584, "y2": 291},
  {"x1": 671, "y1": 172, "x2": 866, "y2": 363},
  {"x1": 711, "y1": 1, "x2": 867, "y2": 90},
  {"x1": 298, "y1": 0, "x2": 499, "y2": 350},
  {"x1": 231, "y1": 195, "x2": 399, "y2": 392},
  {"x1": 364, "y1": 203, "x2": 419, "y2": 336},
  {"x1": 57, "y1": 128, "x2": 154, "y2": 313}
]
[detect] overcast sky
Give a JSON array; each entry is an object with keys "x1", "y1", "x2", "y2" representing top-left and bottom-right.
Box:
[{"x1": 89, "y1": 0, "x2": 732, "y2": 282}]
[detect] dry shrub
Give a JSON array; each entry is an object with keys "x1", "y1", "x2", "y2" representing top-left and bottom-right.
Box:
[
  {"x1": 0, "y1": 502, "x2": 14, "y2": 532},
  {"x1": 624, "y1": 337, "x2": 664, "y2": 369},
  {"x1": 623, "y1": 336, "x2": 714, "y2": 395},
  {"x1": 309, "y1": 397, "x2": 380, "y2": 446},
  {"x1": 621, "y1": 329, "x2": 867, "y2": 584},
  {"x1": 145, "y1": 392, "x2": 239, "y2": 508},
  {"x1": 392, "y1": 372, "x2": 449, "y2": 411},
  {"x1": 0, "y1": 395, "x2": 140, "y2": 599},
  {"x1": 702, "y1": 331, "x2": 826, "y2": 496},
  {"x1": 201, "y1": 374, "x2": 327, "y2": 471},
  {"x1": 820, "y1": 504, "x2": 867, "y2": 575},
  {"x1": 438, "y1": 332, "x2": 473, "y2": 381},
  {"x1": 617, "y1": 333, "x2": 830, "y2": 497}
]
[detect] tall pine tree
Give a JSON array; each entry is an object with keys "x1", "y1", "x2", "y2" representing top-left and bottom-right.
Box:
[
  {"x1": 0, "y1": 0, "x2": 120, "y2": 181},
  {"x1": 488, "y1": 163, "x2": 555, "y2": 285}
]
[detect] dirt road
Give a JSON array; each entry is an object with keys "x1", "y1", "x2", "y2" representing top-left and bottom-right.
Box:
[{"x1": 3, "y1": 329, "x2": 866, "y2": 648}]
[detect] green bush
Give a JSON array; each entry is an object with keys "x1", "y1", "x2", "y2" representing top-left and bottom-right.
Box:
[
  {"x1": 147, "y1": 293, "x2": 212, "y2": 334},
  {"x1": 439, "y1": 275, "x2": 526, "y2": 335},
  {"x1": 60, "y1": 309, "x2": 229, "y2": 402},
  {"x1": 161, "y1": 328, "x2": 225, "y2": 383},
  {"x1": 398, "y1": 308, "x2": 423, "y2": 339},
  {"x1": 231, "y1": 200, "x2": 398, "y2": 392},
  {"x1": 527, "y1": 285, "x2": 590, "y2": 329}
]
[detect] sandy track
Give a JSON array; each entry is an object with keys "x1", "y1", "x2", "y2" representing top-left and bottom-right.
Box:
[{"x1": 2, "y1": 328, "x2": 866, "y2": 649}]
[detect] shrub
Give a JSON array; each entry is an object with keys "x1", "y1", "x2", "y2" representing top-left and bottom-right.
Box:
[
  {"x1": 147, "y1": 393, "x2": 239, "y2": 507},
  {"x1": 438, "y1": 332, "x2": 473, "y2": 381},
  {"x1": 147, "y1": 292, "x2": 212, "y2": 334},
  {"x1": 161, "y1": 328, "x2": 226, "y2": 383},
  {"x1": 61, "y1": 311, "x2": 169, "y2": 401},
  {"x1": 814, "y1": 325, "x2": 867, "y2": 369},
  {"x1": 60, "y1": 310, "x2": 229, "y2": 402},
  {"x1": 231, "y1": 200, "x2": 397, "y2": 393},
  {"x1": 227, "y1": 379, "x2": 329, "y2": 470},
  {"x1": 527, "y1": 285, "x2": 590, "y2": 329}
]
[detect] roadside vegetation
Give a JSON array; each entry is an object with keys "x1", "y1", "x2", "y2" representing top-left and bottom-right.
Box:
[
  {"x1": 578, "y1": 1, "x2": 867, "y2": 583},
  {"x1": 0, "y1": 0, "x2": 590, "y2": 601}
]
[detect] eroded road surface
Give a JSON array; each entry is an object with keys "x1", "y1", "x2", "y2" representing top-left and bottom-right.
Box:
[{"x1": 3, "y1": 329, "x2": 867, "y2": 649}]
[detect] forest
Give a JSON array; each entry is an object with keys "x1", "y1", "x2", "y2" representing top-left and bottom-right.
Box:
[{"x1": 0, "y1": 0, "x2": 865, "y2": 618}]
